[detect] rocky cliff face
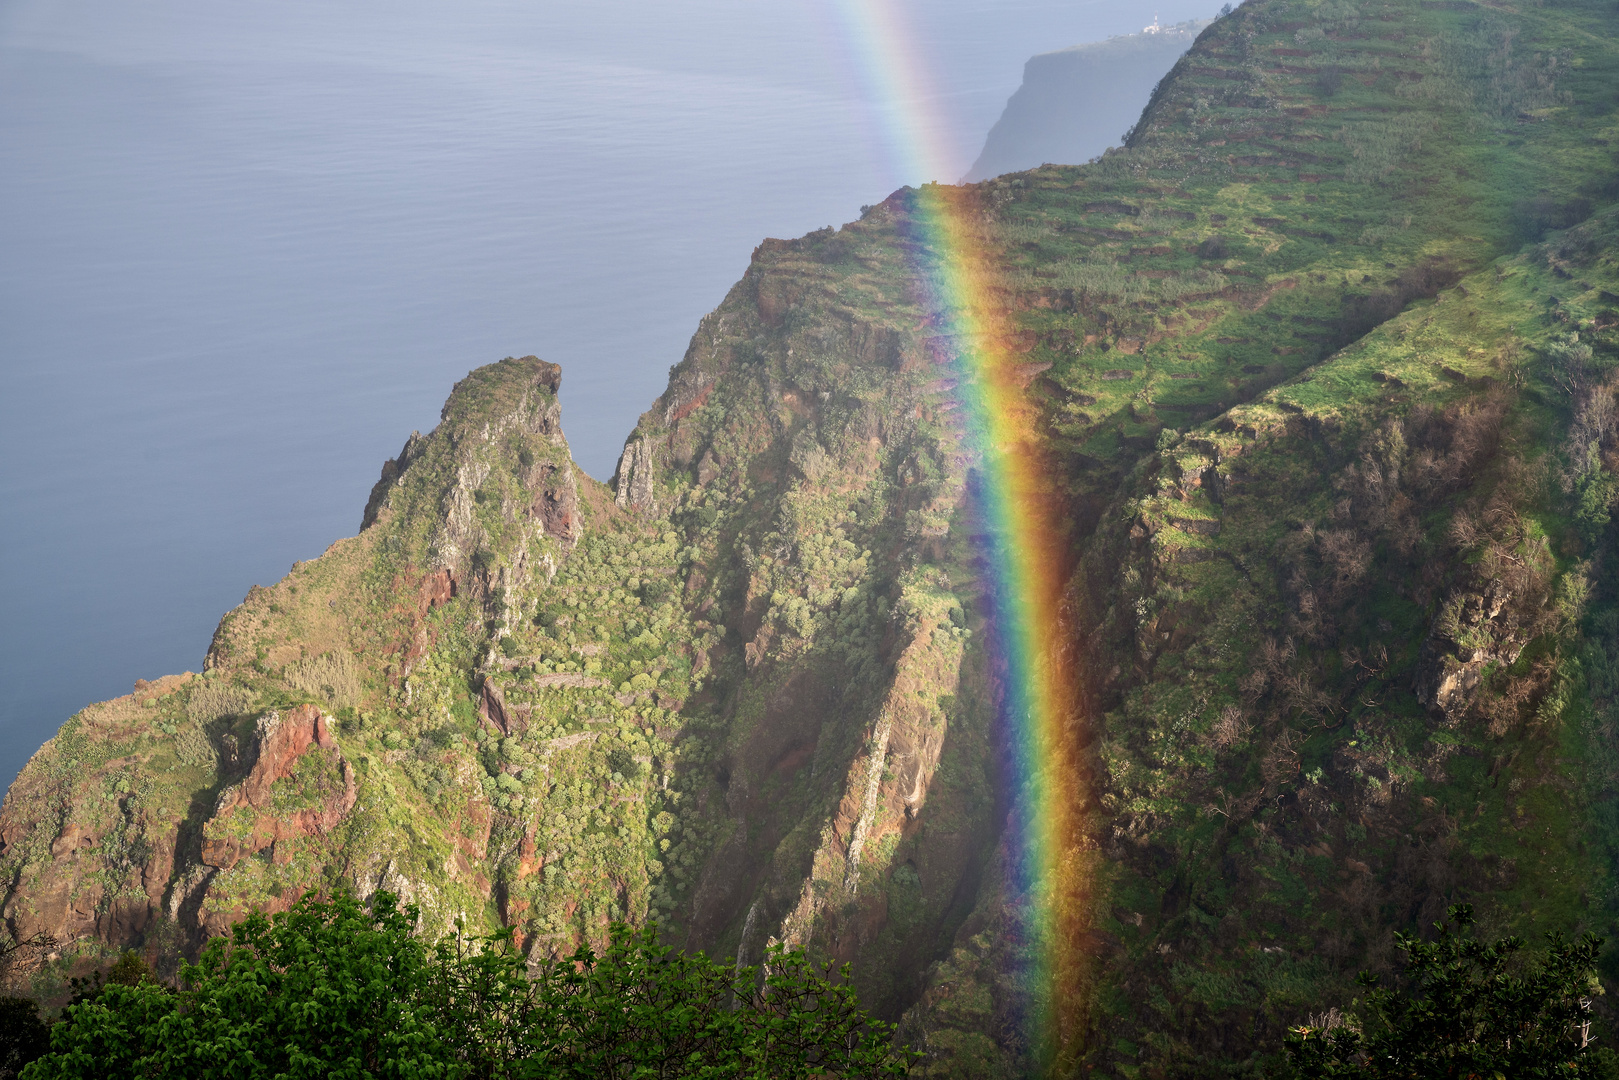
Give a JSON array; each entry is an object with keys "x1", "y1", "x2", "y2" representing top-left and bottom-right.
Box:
[
  {"x1": 5, "y1": 0, "x2": 1619, "y2": 1075},
  {"x1": 964, "y1": 20, "x2": 1210, "y2": 183}
]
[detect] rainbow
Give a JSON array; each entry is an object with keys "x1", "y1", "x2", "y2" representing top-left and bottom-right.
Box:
[{"x1": 830, "y1": 1, "x2": 1094, "y2": 1068}]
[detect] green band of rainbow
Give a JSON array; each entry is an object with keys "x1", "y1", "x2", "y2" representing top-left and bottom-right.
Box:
[{"x1": 829, "y1": 2, "x2": 1092, "y2": 1062}]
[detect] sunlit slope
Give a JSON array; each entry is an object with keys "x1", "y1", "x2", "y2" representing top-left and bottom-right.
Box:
[{"x1": 1, "y1": 0, "x2": 1617, "y2": 1076}]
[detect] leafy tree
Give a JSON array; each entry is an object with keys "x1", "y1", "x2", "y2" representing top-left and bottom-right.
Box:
[
  {"x1": 1286, "y1": 904, "x2": 1614, "y2": 1079},
  {"x1": 63, "y1": 951, "x2": 158, "y2": 1008},
  {"x1": 25, "y1": 890, "x2": 450, "y2": 1080},
  {"x1": 456, "y1": 922, "x2": 908, "y2": 1079},
  {"x1": 23, "y1": 891, "x2": 908, "y2": 1079}
]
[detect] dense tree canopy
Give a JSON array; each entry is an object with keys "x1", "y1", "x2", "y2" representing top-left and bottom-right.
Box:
[
  {"x1": 19, "y1": 892, "x2": 909, "y2": 1080},
  {"x1": 1286, "y1": 904, "x2": 1615, "y2": 1079}
]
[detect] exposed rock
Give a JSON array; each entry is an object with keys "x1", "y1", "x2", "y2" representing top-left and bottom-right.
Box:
[
  {"x1": 479, "y1": 680, "x2": 511, "y2": 736},
  {"x1": 613, "y1": 436, "x2": 658, "y2": 512},
  {"x1": 199, "y1": 705, "x2": 357, "y2": 871},
  {"x1": 4, "y1": 6, "x2": 1617, "y2": 1071},
  {"x1": 419, "y1": 568, "x2": 455, "y2": 610},
  {"x1": 1415, "y1": 648, "x2": 1488, "y2": 719},
  {"x1": 1414, "y1": 639, "x2": 1525, "y2": 721},
  {"x1": 361, "y1": 430, "x2": 427, "y2": 531},
  {"x1": 695, "y1": 450, "x2": 720, "y2": 486},
  {"x1": 1414, "y1": 577, "x2": 1528, "y2": 720},
  {"x1": 2, "y1": 799, "x2": 180, "y2": 953},
  {"x1": 527, "y1": 461, "x2": 582, "y2": 544}
]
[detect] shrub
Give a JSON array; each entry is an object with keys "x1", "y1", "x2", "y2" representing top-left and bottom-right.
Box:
[
  {"x1": 606, "y1": 746, "x2": 639, "y2": 779},
  {"x1": 24, "y1": 892, "x2": 447, "y2": 1080},
  {"x1": 186, "y1": 683, "x2": 254, "y2": 726},
  {"x1": 22, "y1": 892, "x2": 910, "y2": 1079},
  {"x1": 1285, "y1": 905, "x2": 1609, "y2": 1079}
]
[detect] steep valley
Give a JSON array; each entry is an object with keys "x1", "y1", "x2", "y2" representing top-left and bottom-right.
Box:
[{"x1": 5, "y1": 0, "x2": 1619, "y2": 1075}]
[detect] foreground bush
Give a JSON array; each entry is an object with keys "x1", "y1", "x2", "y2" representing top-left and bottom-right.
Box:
[
  {"x1": 22, "y1": 891, "x2": 909, "y2": 1079},
  {"x1": 1286, "y1": 904, "x2": 1613, "y2": 1079}
]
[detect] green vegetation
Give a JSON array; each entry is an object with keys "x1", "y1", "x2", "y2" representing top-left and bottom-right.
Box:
[
  {"x1": 21, "y1": 891, "x2": 907, "y2": 1079},
  {"x1": 1285, "y1": 905, "x2": 1611, "y2": 1078}
]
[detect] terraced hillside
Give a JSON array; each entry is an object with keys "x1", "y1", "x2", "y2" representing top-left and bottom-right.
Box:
[{"x1": 3, "y1": 0, "x2": 1618, "y2": 1075}]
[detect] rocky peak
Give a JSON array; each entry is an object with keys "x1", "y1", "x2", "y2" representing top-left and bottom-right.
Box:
[
  {"x1": 612, "y1": 435, "x2": 659, "y2": 513},
  {"x1": 364, "y1": 356, "x2": 585, "y2": 610}
]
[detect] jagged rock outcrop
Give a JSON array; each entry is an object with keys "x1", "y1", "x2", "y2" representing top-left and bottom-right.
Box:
[
  {"x1": 361, "y1": 431, "x2": 427, "y2": 532},
  {"x1": 1414, "y1": 571, "x2": 1546, "y2": 722},
  {"x1": 612, "y1": 435, "x2": 658, "y2": 512},
  {"x1": 0, "y1": 676, "x2": 196, "y2": 952},
  {"x1": 1, "y1": 356, "x2": 605, "y2": 965},
  {"x1": 199, "y1": 705, "x2": 357, "y2": 871}
]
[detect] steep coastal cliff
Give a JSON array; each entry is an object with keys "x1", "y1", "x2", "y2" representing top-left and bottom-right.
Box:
[
  {"x1": 6, "y1": 0, "x2": 1619, "y2": 1074},
  {"x1": 965, "y1": 19, "x2": 1211, "y2": 183}
]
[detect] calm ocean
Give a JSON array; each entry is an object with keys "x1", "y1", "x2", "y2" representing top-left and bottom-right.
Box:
[{"x1": 0, "y1": 0, "x2": 1213, "y2": 791}]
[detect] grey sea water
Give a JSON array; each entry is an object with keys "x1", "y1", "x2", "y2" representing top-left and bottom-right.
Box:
[{"x1": 0, "y1": 0, "x2": 1214, "y2": 792}]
